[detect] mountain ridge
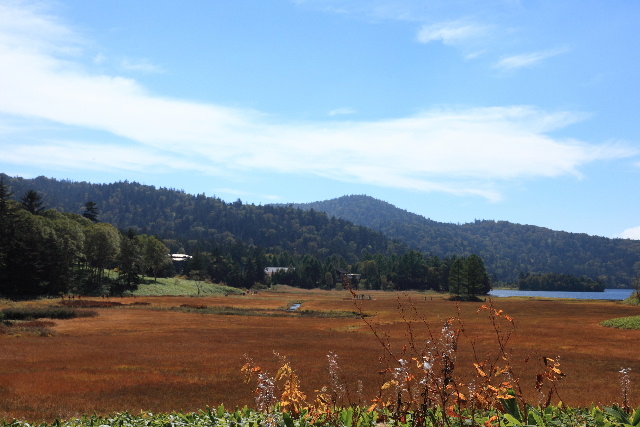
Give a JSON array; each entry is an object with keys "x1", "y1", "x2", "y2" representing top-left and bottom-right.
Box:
[
  {"x1": 3, "y1": 174, "x2": 638, "y2": 287},
  {"x1": 0, "y1": 174, "x2": 406, "y2": 264},
  {"x1": 283, "y1": 194, "x2": 640, "y2": 286}
]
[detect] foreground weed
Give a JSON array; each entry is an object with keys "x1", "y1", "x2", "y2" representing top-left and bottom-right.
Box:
[
  {"x1": 621, "y1": 368, "x2": 633, "y2": 412},
  {"x1": 274, "y1": 354, "x2": 307, "y2": 417},
  {"x1": 241, "y1": 296, "x2": 582, "y2": 427},
  {"x1": 242, "y1": 355, "x2": 277, "y2": 412}
]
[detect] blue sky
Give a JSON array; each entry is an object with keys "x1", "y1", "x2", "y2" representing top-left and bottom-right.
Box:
[{"x1": 1, "y1": 0, "x2": 639, "y2": 239}]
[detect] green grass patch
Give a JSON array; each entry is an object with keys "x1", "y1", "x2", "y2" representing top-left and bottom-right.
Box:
[
  {"x1": 298, "y1": 309, "x2": 363, "y2": 318},
  {"x1": 600, "y1": 315, "x2": 640, "y2": 330},
  {"x1": 170, "y1": 305, "x2": 273, "y2": 316},
  {"x1": 133, "y1": 277, "x2": 245, "y2": 296},
  {"x1": 166, "y1": 305, "x2": 362, "y2": 318},
  {"x1": 622, "y1": 293, "x2": 640, "y2": 305}
]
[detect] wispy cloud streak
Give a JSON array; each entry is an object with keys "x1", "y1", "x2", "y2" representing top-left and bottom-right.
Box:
[
  {"x1": 495, "y1": 47, "x2": 569, "y2": 71},
  {"x1": 416, "y1": 20, "x2": 490, "y2": 45}
]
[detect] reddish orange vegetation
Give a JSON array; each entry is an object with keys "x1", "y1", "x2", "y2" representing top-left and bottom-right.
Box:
[{"x1": 0, "y1": 290, "x2": 639, "y2": 421}]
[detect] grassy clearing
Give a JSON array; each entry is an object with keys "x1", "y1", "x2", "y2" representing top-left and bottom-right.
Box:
[
  {"x1": 133, "y1": 277, "x2": 245, "y2": 296},
  {"x1": 601, "y1": 315, "x2": 640, "y2": 330}
]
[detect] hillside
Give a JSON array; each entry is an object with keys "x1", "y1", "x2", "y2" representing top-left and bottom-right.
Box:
[
  {"x1": 5, "y1": 174, "x2": 639, "y2": 288},
  {"x1": 1, "y1": 175, "x2": 405, "y2": 265},
  {"x1": 286, "y1": 195, "x2": 640, "y2": 286}
]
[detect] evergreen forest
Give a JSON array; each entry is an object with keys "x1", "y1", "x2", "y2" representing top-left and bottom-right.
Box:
[
  {"x1": 289, "y1": 195, "x2": 640, "y2": 287},
  {"x1": 0, "y1": 175, "x2": 492, "y2": 298},
  {"x1": 2, "y1": 174, "x2": 635, "y2": 297}
]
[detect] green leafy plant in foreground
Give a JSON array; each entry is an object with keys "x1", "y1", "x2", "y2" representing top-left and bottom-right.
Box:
[{"x1": 3, "y1": 404, "x2": 640, "y2": 427}]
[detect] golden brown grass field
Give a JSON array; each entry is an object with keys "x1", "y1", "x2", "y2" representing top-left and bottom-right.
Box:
[{"x1": 1, "y1": 288, "x2": 639, "y2": 421}]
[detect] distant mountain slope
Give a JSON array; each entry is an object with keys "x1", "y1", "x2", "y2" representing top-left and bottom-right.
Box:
[
  {"x1": 1, "y1": 175, "x2": 405, "y2": 263},
  {"x1": 286, "y1": 195, "x2": 640, "y2": 286}
]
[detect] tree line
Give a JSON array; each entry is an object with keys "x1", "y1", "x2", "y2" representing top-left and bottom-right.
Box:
[
  {"x1": 0, "y1": 176, "x2": 498, "y2": 298},
  {"x1": 517, "y1": 272, "x2": 605, "y2": 292},
  {"x1": 0, "y1": 179, "x2": 492, "y2": 298},
  {"x1": 0, "y1": 179, "x2": 171, "y2": 298},
  {"x1": 179, "y1": 247, "x2": 489, "y2": 298}
]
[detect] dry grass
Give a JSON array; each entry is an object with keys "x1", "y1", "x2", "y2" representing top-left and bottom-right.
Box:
[{"x1": 0, "y1": 290, "x2": 639, "y2": 421}]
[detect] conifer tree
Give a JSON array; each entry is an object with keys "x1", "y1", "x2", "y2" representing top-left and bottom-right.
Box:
[
  {"x1": 83, "y1": 201, "x2": 99, "y2": 223},
  {"x1": 0, "y1": 178, "x2": 16, "y2": 286},
  {"x1": 448, "y1": 256, "x2": 466, "y2": 297},
  {"x1": 20, "y1": 189, "x2": 46, "y2": 214},
  {"x1": 465, "y1": 253, "x2": 490, "y2": 297}
]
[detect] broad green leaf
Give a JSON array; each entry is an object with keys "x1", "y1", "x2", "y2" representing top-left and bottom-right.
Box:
[
  {"x1": 217, "y1": 404, "x2": 226, "y2": 418},
  {"x1": 503, "y1": 413, "x2": 523, "y2": 426},
  {"x1": 605, "y1": 406, "x2": 630, "y2": 424},
  {"x1": 283, "y1": 411, "x2": 294, "y2": 427},
  {"x1": 500, "y1": 398, "x2": 522, "y2": 422},
  {"x1": 632, "y1": 406, "x2": 640, "y2": 426}
]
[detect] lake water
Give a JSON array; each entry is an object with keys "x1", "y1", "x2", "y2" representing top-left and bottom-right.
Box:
[{"x1": 488, "y1": 288, "x2": 636, "y2": 300}]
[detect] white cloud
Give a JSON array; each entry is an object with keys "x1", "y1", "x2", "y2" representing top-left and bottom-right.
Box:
[
  {"x1": 328, "y1": 107, "x2": 356, "y2": 116},
  {"x1": 495, "y1": 47, "x2": 569, "y2": 71},
  {"x1": 292, "y1": 0, "x2": 428, "y2": 21},
  {"x1": 618, "y1": 226, "x2": 640, "y2": 240},
  {"x1": 120, "y1": 58, "x2": 163, "y2": 73},
  {"x1": 93, "y1": 53, "x2": 106, "y2": 65},
  {"x1": 1, "y1": 140, "x2": 222, "y2": 176},
  {"x1": 0, "y1": 0, "x2": 83, "y2": 57},
  {"x1": 0, "y1": 2, "x2": 635, "y2": 203},
  {"x1": 417, "y1": 20, "x2": 490, "y2": 45}
]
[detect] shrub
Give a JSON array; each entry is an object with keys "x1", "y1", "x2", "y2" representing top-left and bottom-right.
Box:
[
  {"x1": 601, "y1": 315, "x2": 640, "y2": 330},
  {"x1": 180, "y1": 303, "x2": 208, "y2": 309},
  {"x1": 623, "y1": 293, "x2": 640, "y2": 305},
  {"x1": 1, "y1": 306, "x2": 98, "y2": 320},
  {"x1": 297, "y1": 309, "x2": 362, "y2": 318},
  {"x1": 60, "y1": 300, "x2": 124, "y2": 308},
  {"x1": 10, "y1": 322, "x2": 57, "y2": 337}
]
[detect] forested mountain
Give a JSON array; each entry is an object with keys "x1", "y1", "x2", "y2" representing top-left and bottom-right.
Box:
[
  {"x1": 5, "y1": 174, "x2": 637, "y2": 290},
  {"x1": 1, "y1": 175, "x2": 404, "y2": 264},
  {"x1": 286, "y1": 195, "x2": 640, "y2": 287}
]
